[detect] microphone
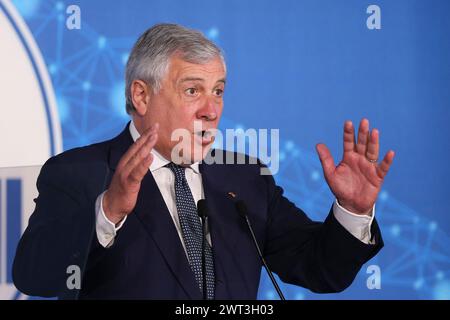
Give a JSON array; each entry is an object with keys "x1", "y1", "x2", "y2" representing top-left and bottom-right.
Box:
[
  {"x1": 235, "y1": 200, "x2": 286, "y2": 300},
  {"x1": 197, "y1": 199, "x2": 208, "y2": 300}
]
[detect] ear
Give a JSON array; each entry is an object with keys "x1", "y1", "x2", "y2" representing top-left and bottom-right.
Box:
[{"x1": 130, "y1": 80, "x2": 151, "y2": 116}]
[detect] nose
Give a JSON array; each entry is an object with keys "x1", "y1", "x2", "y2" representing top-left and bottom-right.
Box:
[{"x1": 196, "y1": 96, "x2": 218, "y2": 121}]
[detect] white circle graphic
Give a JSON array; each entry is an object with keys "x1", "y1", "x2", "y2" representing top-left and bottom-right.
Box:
[{"x1": 0, "y1": 0, "x2": 62, "y2": 300}]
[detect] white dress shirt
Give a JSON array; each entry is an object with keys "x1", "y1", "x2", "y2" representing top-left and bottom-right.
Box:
[{"x1": 95, "y1": 121, "x2": 375, "y2": 250}]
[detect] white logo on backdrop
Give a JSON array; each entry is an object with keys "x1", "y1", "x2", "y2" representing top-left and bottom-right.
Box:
[{"x1": 0, "y1": 0, "x2": 62, "y2": 299}]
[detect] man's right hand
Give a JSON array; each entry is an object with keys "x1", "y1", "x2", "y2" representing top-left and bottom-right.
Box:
[{"x1": 103, "y1": 123, "x2": 159, "y2": 224}]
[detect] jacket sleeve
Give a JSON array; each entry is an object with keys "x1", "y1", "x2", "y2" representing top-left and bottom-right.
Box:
[
  {"x1": 12, "y1": 157, "x2": 107, "y2": 298},
  {"x1": 262, "y1": 171, "x2": 383, "y2": 293}
]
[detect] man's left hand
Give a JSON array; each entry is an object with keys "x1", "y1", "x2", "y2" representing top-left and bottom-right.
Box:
[{"x1": 316, "y1": 118, "x2": 395, "y2": 215}]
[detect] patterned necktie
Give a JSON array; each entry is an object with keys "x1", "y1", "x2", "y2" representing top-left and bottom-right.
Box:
[{"x1": 166, "y1": 162, "x2": 215, "y2": 299}]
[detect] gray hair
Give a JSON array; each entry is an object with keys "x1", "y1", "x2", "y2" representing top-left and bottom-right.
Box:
[{"x1": 125, "y1": 23, "x2": 225, "y2": 114}]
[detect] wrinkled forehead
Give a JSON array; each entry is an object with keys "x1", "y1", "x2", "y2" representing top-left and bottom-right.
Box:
[{"x1": 165, "y1": 55, "x2": 226, "y2": 85}]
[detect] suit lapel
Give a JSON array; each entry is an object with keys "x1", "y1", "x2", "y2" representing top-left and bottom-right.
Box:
[
  {"x1": 200, "y1": 161, "x2": 247, "y2": 299},
  {"x1": 107, "y1": 127, "x2": 249, "y2": 299},
  {"x1": 133, "y1": 172, "x2": 202, "y2": 299},
  {"x1": 107, "y1": 123, "x2": 201, "y2": 299}
]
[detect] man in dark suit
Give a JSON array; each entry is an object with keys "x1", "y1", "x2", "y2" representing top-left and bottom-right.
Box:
[{"x1": 13, "y1": 24, "x2": 394, "y2": 299}]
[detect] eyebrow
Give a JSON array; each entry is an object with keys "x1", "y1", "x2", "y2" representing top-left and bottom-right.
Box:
[{"x1": 180, "y1": 77, "x2": 226, "y2": 84}]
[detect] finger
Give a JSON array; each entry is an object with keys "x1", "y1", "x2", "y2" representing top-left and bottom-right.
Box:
[
  {"x1": 129, "y1": 153, "x2": 154, "y2": 184},
  {"x1": 123, "y1": 132, "x2": 158, "y2": 178},
  {"x1": 125, "y1": 131, "x2": 158, "y2": 173},
  {"x1": 366, "y1": 128, "x2": 379, "y2": 162},
  {"x1": 118, "y1": 126, "x2": 155, "y2": 168},
  {"x1": 119, "y1": 123, "x2": 158, "y2": 168},
  {"x1": 356, "y1": 118, "x2": 369, "y2": 155},
  {"x1": 343, "y1": 120, "x2": 355, "y2": 153},
  {"x1": 376, "y1": 150, "x2": 395, "y2": 179},
  {"x1": 316, "y1": 143, "x2": 336, "y2": 181}
]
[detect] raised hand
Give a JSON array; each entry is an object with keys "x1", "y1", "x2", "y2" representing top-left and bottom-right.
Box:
[
  {"x1": 103, "y1": 123, "x2": 159, "y2": 224},
  {"x1": 316, "y1": 119, "x2": 394, "y2": 215}
]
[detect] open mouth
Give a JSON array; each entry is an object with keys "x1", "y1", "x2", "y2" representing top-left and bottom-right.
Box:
[
  {"x1": 195, "y1": 130, "x2": 214, "y2": 144},
  {"x1": 196, "y1": 130, "x2": 209, "y2": 137}
]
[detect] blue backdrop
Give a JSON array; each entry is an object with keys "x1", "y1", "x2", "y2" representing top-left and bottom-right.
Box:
[{"x1": 8, "y1": 0, "x2": 450, "y2": 299}]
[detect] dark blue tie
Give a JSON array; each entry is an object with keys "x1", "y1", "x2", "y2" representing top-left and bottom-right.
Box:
[{"x1": 166, "y1": 162, "x2": 215, "y2": 299}]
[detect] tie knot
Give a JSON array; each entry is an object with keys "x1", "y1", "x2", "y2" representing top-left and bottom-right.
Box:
[{"x1": 165, "y1": 162, "x2": 186, "y2": 182}]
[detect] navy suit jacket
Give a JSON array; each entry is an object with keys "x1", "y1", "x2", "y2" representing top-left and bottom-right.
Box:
[{"x1": 13, "y1": 123, "x2": 383, "y2": 299}]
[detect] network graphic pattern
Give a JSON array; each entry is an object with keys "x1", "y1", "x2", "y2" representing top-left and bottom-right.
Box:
[{"x1": 13, "y1": 0, "x2": 450, "y2": 300}]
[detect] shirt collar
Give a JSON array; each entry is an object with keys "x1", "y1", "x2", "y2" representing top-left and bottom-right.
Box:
[{"x1": 129, "y1": 120, "x2": 200, "y2": 174}]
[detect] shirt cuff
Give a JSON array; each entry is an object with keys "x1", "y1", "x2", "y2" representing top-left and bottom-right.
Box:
[
  {"x1": 332, "y1": 199, "x2": 375, "y2": 245},
  {"x1": 95, "y1": 191, "x2": 127, "y2": 248}
]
